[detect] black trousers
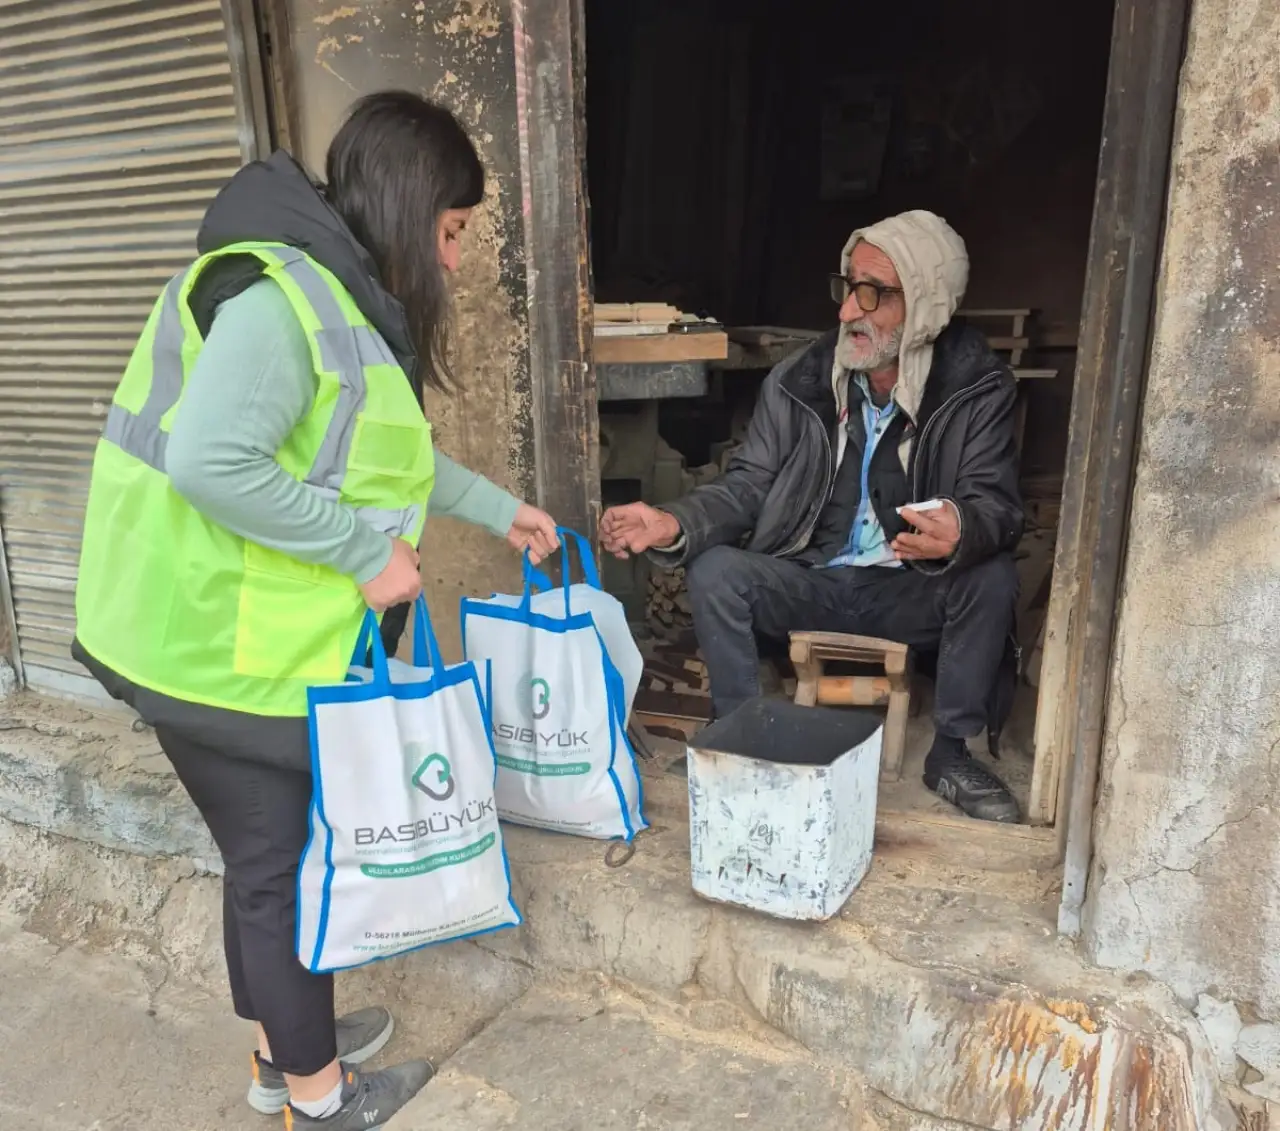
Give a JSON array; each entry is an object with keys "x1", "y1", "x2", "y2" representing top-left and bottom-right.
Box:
[
  {"x1": 684, "y1": 546, "x2": 1017, "y2": 738},
  {"x1": 156, "y1": 725, "x2": 337, "y2": 1076}
]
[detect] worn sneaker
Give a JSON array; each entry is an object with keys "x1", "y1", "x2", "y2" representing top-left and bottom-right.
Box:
[
  {"x1": 923, "y1": 753, "x2": 1021, "y2": 823},
  {"x1": 284, "y1": 1062, "x2": 434, "y2": 1130},
  {"x1": 248, "y1": 1007, "x2": 396, "y2": 1115}
]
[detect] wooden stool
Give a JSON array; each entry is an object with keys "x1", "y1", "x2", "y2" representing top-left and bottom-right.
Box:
[{"x1": 789, "y1": 631, "x2": 911, "y2": 781}]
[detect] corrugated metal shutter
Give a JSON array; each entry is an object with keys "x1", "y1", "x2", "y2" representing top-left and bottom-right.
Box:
[{"x1": 0, "y1": 0, "x2": 251, "y2": 697}]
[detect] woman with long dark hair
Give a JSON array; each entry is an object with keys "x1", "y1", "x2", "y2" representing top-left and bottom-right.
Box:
[{"x1": 72, "y1": 92, "x2": 557, "y2": 1127}]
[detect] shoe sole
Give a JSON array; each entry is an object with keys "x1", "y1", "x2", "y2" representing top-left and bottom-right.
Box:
[
  {"x1": 246, "y1": 1015, "x2": 397, "y2": 1116},
  {"x1": 923, "y1": 774, "x2": 1021, "y2": 823},
  {"x1": 928, "y1": 793, "x2": 1021, "y2": 823}
]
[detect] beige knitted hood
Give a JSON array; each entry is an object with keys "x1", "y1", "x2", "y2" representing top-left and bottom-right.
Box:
[{"x1": 836, "y1": 210, "x2": 970, "y2": 428}]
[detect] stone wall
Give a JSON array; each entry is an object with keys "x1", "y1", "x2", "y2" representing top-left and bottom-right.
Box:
[
  {"x1": 285, "y1": 0, "x2": 533, "y2": 655},
  {"x1": 1083, "y1": 0, "x2": 1280, "y2": 1105}
]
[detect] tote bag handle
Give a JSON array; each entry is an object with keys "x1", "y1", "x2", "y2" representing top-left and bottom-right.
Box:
[
  {"x1": 352, "y1": 595, "x2": 445, "y2": 682},
  {"x1": 519, "y1": 528, "x2": 601, "y2": 616},
  {"x1": 410, "y1": 594, "x2": 446, "y2": 672},
  {"x1": 351, "y1": 608, "x2": 391, "y2": 687}
]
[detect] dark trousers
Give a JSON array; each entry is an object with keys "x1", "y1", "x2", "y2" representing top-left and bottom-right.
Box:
[
  {"x1": 156, "y1": 726, "x2": 337, "y2": 1077},
  {"x1": 684, "y1": 546, "x2": 1017, "y2": 738}
]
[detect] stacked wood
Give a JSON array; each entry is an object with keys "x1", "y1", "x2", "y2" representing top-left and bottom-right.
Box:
[
  {"x1": 595, "y1": 302, "x2": 683, "y2": 325},
  {"x1": 594, "y1": 303, "x2": 687, "y2": 343},
  {"x1": 634, "y1": 635, "x2": 713, "y2": 729},
  {"x1": 646, "y1": 567, "x2": 694, "y2": 638},
  {"x1": 1021, "y1": 473, "x2": 1064, "y2": 533}
]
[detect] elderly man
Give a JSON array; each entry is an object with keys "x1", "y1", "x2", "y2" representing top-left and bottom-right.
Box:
[{"x1": 600, "y1": 211, "x2": 1022, "y2": 823}]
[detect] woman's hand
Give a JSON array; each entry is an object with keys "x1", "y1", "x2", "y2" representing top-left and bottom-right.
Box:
[
  {"x1": 506, "y1": 503, "x2": 559, "y2": 565},
  {"x1": 360, "y1": 538, "x2": 422, "y2": 611}
]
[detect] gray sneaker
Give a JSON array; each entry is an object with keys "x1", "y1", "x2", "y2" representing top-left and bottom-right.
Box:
[
  {"x1": 248, "y1": 1007, "x2": 396, "y2": 1115},
  {"x1": 285, "y1": 1062, "x2": 434, "y2": 1129}
]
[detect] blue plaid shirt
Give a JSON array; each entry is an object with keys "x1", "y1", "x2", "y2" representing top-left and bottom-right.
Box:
[{"x1": 825, "y1": 375, "x2": 902, "y2": 569}]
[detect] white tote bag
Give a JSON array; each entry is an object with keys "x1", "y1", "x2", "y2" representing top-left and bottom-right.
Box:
[
  {"x1": 297, "y1": 597, "x2": 521, "y2": 974},
  {"x1": 460, "y1": 529, "x2": 647, "y2": 841}
]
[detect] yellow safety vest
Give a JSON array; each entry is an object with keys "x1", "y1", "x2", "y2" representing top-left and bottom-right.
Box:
[{"x1": 75, "y1": 242, "x2": 434, "y2": 716}]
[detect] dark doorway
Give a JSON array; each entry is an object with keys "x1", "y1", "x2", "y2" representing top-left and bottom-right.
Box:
[{"x1": 584, "y1": 0, "x2": 1117, "y2": 826}]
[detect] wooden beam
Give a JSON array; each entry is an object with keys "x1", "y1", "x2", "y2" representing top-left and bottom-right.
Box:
[
  {"x1": 513, "y1": 0, "x2": 598, "y2": 541},
  {"x1": 1031, "y1": 0, "x2": 1191, "y2": 934},
  {"x1": 874, "y1": 809, "x2": 1061, "y2": 873},
  {"x1": 255, "y1": 0, "x2": 299, "y2": 153},
  {"x1": 222, "y1": 0, "x2": 273, "y2": 161},
  {"x1": 594, "y1": 332, "x2": 728, "y2": 365},
  {"x1": 813, "y1": 676, "x2": 892, "y2": 707}
]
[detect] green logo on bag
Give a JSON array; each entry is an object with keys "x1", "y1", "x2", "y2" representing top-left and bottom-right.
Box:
[
  {"x1": 529, "y1": 676, "x2": 551, "y2": 721},
  {"x1": 411, "y1": 752, "x2": 454, "y2": 802}
]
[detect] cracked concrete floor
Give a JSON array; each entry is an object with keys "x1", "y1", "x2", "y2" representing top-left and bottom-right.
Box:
[
  {"x1": 0, "y1": 913, "x2": 865, "y2": 1131},
  {"x1": 0, "y1": 915, "x2": 256, "y2": 1129}
]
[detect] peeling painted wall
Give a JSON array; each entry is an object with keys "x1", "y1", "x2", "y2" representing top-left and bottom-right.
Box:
[
  {"x1": 1083, "y1": 0, "x2": 1280, "y2": 1095},
  {"x1": 285, "y1": 0, "x2": 533, "y2": 656}
]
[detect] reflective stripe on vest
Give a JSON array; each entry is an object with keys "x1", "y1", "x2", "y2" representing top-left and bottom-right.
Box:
[{"x1": 100, "y1": 248, "x2": 421, "y2": 539}]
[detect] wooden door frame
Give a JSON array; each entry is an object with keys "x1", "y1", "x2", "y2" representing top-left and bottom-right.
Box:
[
  {"x1": 1038, "y1": 0, "x2": 1191, "y2": 935},
  {"x1": 510, "y1": 0, "x2": 1189, "y2": 925},
  {"x1": 512, "y1": 0, "x2": 599, "y2": 539}
]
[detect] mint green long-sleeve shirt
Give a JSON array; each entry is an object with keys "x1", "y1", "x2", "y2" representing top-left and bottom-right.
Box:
[{"x1": 164, "y1": 278, "x2": 520, "y2": 583}]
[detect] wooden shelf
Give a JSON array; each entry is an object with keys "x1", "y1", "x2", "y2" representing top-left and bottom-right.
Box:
[{"x1": 594, "y1": 331, "x2": 728, "y2": 365}]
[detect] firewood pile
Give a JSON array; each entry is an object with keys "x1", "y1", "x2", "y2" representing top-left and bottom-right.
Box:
[
  {"x1": 633, "y1": 634, "x2": 714, "y2": 742},
  {"x1": 646, "y1": 566, "x2": 693, "y2": 638},
  {"x1": 1021, "y1": 473, "x2": 1063, "y2": 533}
]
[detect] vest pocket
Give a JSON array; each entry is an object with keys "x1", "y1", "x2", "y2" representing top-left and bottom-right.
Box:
[
  {"x1": 233, "y1": 543, "x2": 360, "y2": 683},
  {"x1": 346, "y1": 415, "x2": 431, "y2": 479}
]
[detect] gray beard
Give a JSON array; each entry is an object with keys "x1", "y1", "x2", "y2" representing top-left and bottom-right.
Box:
[{"x1": 836, "y1": 320, "x2": 903, "y2": 373}]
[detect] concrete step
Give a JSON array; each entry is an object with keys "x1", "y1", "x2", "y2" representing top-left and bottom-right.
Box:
[
  {"x1": 0, "y1": 693, "x2": 1228, "y2": 1130},
  {"x1": 388, "y1": 983, "x2": 864, "y2": 1131}
]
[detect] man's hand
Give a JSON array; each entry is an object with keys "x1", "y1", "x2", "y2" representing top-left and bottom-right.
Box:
[
  {"x1": 599, "y1": 502, "x2": 681, "y2": 559},
  {"x1": 506, "y1": 502, "x2": 560, "y2": 565},
  {"x1": 893, "y1": 501, "x2": 961, "y2": 561},
  {"x1": 360, "y1": 538, "x2": 422, "y2": 612}
]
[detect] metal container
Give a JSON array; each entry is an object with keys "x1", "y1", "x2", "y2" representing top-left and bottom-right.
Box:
[{"x1": 687, "y1": 699, "x2": 882, "y2": 920}]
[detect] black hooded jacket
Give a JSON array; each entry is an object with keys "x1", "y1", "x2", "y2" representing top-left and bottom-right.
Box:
[
  {"x1": 657, "y1": 321, "x2": 1024, "y2": 575},
  {"x1": 192, "y1": 150, "x2": 421, "y2": 395}
]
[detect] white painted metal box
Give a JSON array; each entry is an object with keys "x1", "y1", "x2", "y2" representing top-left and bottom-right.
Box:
[{"x1": 687, "y1": 699, "x2": 882, "y2": 921}]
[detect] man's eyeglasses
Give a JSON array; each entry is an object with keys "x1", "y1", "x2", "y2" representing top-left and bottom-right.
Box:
[{"x1": 829, "y1": 274, "x2": 903, "y2": 313}]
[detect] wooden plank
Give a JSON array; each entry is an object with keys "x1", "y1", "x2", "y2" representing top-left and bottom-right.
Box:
[
  {"x1": 258, "y1": 0, "x2": 298, "y2": 152},
  {"x1": 513, "y1": 0, "x2": 598, "y2": 540},
  {"x1": 790, "y1": 631, "x2": 908, "y2": 657},
  {"x1": 642, "y1": 655, "x2": 700, "y2": 684},
  {"x1": 595, "y1": 302, "x2": 681, "y2": 323},
  {"x1": 1037, "y1": 0, "x2": 1191, "y2": 933},
  {"x1": 594, "y1": 331, "x2": 729, "y2": 364},
  {"x1": 727, "y1": 325, "x2": 823, "y2": 345},
  {"x1": 881, "y1": 686, "x2": 909, "y2": 781},
  {"x1": 986, "y1": 336, "x2": 1031, "y2": 353},
  {"x1": 594, "y1": 322, "x2": 671, "y2": 338},
  {"x1": 813, "y1": 675, "x2": 892, "y2": 706},
  {"x1": 874, "y1": 809, "x2": 1060, "y2": 872},
  {"x1": 633, "y1": 688, "x2": 713, "y2": 722},
  {"x1": 634, "y1": 711, "x2": 703, "y2": 743}
]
